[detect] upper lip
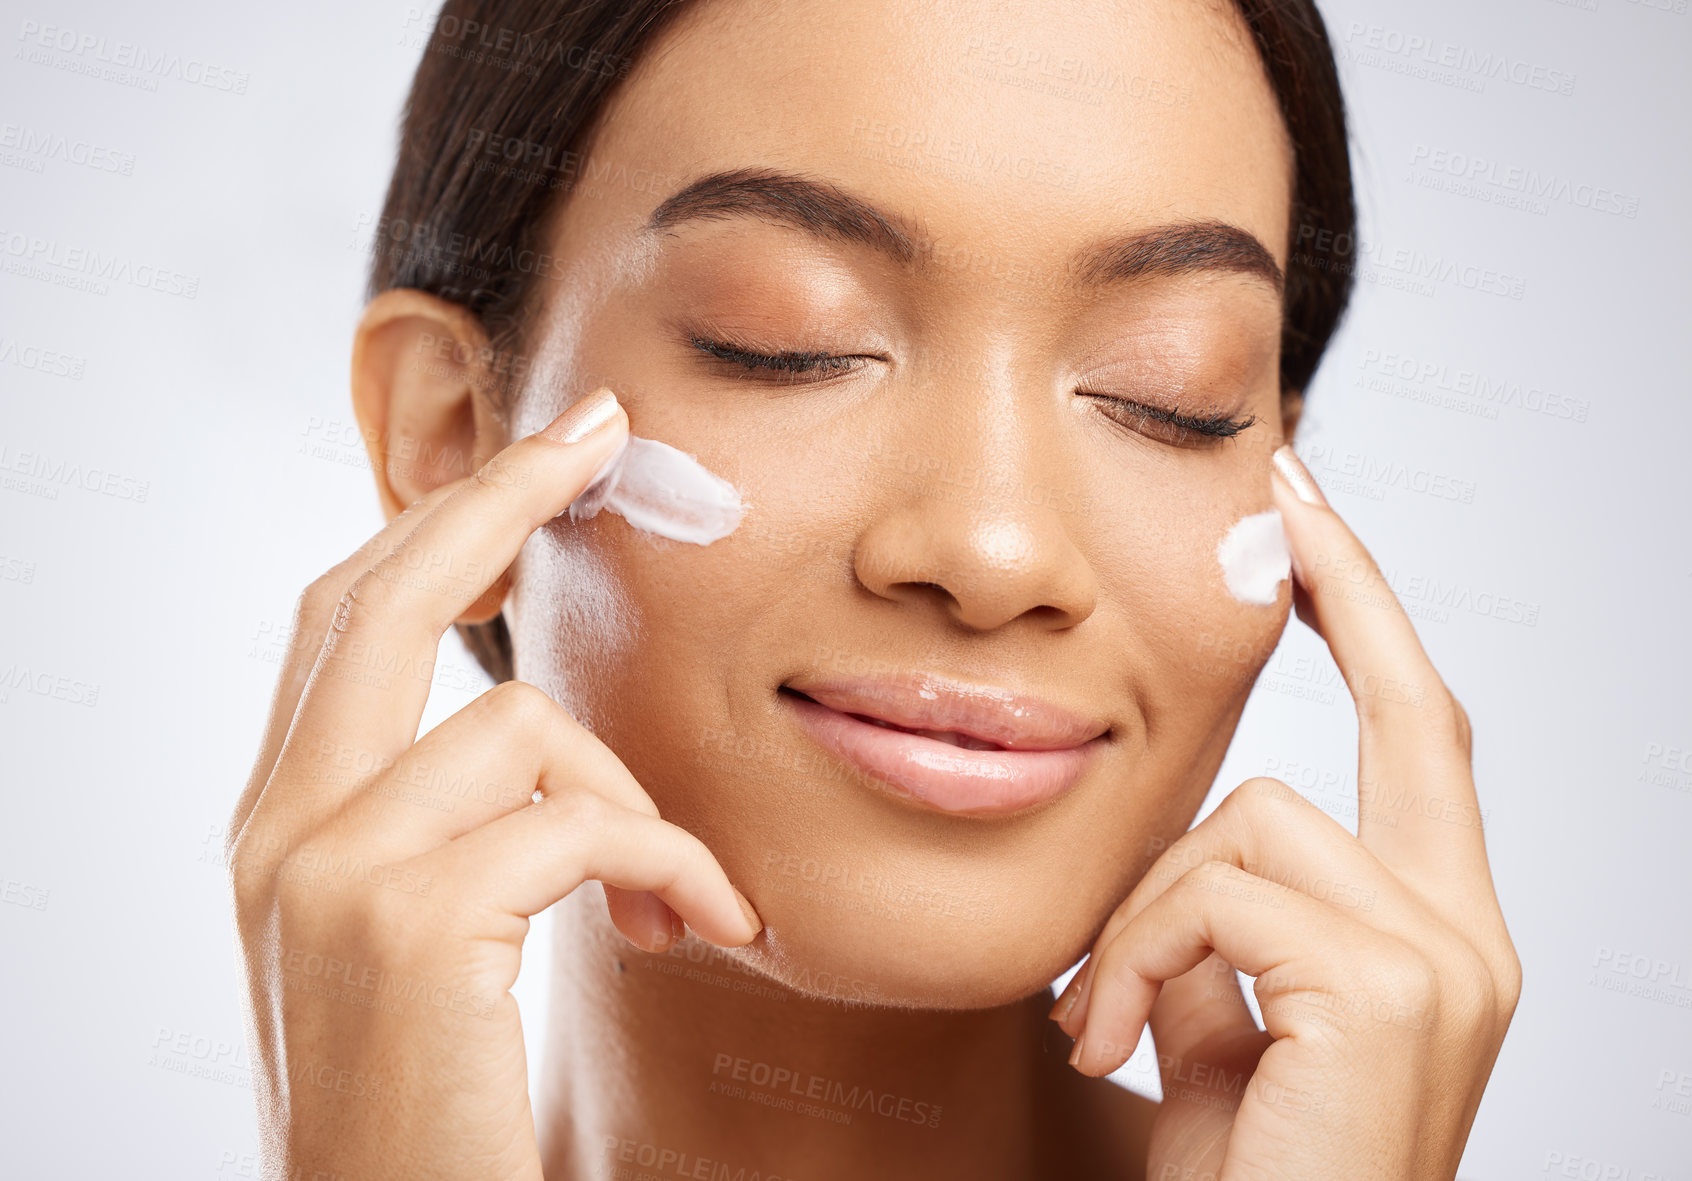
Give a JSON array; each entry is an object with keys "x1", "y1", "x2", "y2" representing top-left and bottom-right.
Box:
[{"x1": 782, "y1": 671, "x2": 1110, "y2": 752}]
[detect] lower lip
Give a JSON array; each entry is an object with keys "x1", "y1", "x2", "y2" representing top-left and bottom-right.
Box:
[{"x1": 783, "y1": 693, "x2": 1096, "y2": 816}]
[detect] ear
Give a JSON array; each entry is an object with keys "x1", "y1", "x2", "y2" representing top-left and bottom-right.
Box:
[{"x1": 350, "y1": 288, "x2": 513, "y2": 623}]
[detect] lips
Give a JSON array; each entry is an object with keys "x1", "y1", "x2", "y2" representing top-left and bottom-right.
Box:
[
  {"x1": 852, "y1": 715, "x2": 1005, "y2": 751},
  {"x1": 780, "y1": 673, "x2": 1108, "y2": 817}
]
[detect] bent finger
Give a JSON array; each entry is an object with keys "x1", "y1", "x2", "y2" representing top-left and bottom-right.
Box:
[
  {"x1": 1098, "y1": 778, "x2": 1428, "y2": 959},
  {"x1": 1071, "y1": 860, "x2": 1392, "y2": 1077},
  {"x1": 407, "y1": 787, "x2": 761, "y2": 950},
  {"x1": 318, "y1": 679, "x2": 660, "y2": 862}
]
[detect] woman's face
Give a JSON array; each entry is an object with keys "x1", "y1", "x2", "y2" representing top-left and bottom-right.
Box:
[{"x1": 505, "y1": 0, "x2": 1295, "y2": 1008}]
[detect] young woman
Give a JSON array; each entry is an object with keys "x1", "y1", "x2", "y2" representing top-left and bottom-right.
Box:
[{"x1": 226, "y1": 0, "x2": 1519, "y2": 1176}]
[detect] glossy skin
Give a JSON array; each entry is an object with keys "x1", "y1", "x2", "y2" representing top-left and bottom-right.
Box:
[{"x1": 225, "y1": 1, "x2": 1519, "y2": 1178}]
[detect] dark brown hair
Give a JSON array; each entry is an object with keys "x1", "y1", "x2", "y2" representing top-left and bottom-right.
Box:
[{"x1": 368, "y1": 0, "x2": 1356, "y2": 685}]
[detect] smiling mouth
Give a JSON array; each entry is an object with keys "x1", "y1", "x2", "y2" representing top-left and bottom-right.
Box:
[
  {"x1": 799, "y1": 696, "x2": 1009, "y2": 752},
  {"x1": 775, "y1": 681, "x2": 1107, "y2": 817}
]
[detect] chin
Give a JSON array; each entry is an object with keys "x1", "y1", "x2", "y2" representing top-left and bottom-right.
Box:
[
  {"x1": 697, "y1": 824, "x2": 1099, "y2": 1011},
  {"x1": 728, "y1": 893, "x2": 1082, "y2": 1012}
]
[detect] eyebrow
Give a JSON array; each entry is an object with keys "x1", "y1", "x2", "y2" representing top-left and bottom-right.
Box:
[{"x1": 642, "y1": 166, "x2": 1284, "y2": 296}]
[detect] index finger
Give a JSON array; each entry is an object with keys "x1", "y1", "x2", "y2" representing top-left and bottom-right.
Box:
[
  {"x1": 229, "y1": 479, "x2": 464, "y2": 850},
  {"x1": 1270, "y1": 446, "x2": 1488, "y2": 888},
  {"x1": 280, "y1": 388, "x2": 629, "y2": 801}
]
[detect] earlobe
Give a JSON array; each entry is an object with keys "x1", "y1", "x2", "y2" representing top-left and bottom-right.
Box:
[{"x1": 350, "y1": 288, "x2": 513, "y2": 623}]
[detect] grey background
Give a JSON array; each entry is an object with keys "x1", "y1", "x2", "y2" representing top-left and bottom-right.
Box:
[{"x1": 1, "y1": 1, "x2": 1688, "y2": 1177}]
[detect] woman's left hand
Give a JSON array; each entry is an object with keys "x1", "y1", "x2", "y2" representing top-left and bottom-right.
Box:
[{"x1": 1050, "y1": 448, "x2": 1521, "y2": 1178}]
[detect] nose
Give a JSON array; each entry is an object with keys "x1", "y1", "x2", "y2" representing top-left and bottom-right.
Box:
[{"x1": 852, "y1": 412, "x2": 1100, "y2": 633}]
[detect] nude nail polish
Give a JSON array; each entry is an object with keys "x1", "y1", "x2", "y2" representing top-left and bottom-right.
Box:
[
  {"x1": 1049, "y1": 984, "x2": 1079, "y2": 1025},
  {"x1": 1272, "y1": 444, "x2": 1327, "y2": 507},
  {"x1": 734, "y1": 889, "x2": 763, "y2": 935},
  {"x1": 541, "y1": 386, "x2": 619, "y2": 444},
  {"x1": 1050, "y1": 969, "x2": 1087, "y2": 1024}
]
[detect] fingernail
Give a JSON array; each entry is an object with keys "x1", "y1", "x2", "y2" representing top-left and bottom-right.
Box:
[
  {"x1": 669, "y1": 910, "x2": 687, "y2": 945},
  {"x1": 1050, "y1": 975, "x2": 1082, "y2": 1025},
  {"x1": 1271, "y1": 445, "x2": 1326, "y2": 507},
  {"x1": 1068, "y1": 958, "x2": 1097, "y2": 1032},
  {"x1": 541, "y1": 386, "x2": 620, "y2": 444},
  {"x1": 734, "y1": 889, "x2": 763, "y2": 936},
  {"x1": 1068, "y1": 1031, "x2": 1086, "y2": 1070}
]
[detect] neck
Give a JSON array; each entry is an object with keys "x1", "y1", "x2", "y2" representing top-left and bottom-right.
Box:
[{"x1": 535, "y1": 885, "x2": 1078, "y2": 1181}]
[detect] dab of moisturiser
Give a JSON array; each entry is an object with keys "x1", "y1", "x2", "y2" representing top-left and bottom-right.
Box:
[
  {"x1": 566, "y1": 434, "x2": 746, "y2": 545},
  {"x1": 1217, "y1": 508, "x2": 1290, "y2": 605}
]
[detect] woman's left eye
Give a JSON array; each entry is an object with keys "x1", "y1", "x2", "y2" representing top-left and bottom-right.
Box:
[
  {"x1": 1078, "y1": 391, "x2": 1257, "y2": 447},
  {"x1": 690, "y1": 335, "x2": 875, "y2": 382}
]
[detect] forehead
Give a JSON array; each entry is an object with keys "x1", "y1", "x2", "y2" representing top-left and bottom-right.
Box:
[{"x1": 580, "y1": 0, "x2": 1293, "y2": 268}]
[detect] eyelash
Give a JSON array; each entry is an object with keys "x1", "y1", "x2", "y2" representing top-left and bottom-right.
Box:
[
  {"x1": 690, "y1": 335, "x2": 870, "y2": 378},
  {"x1": 1074, "y1": 392, "x2": 1257, "y2": 442},
  {"x1": 687, "y1": 334, "x2": 1256, "y2": 443}
]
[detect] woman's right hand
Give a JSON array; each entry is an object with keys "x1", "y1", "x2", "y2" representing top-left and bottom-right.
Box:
[{"x1": 223, "y1": 388, "x2": 762, "y2": 1181}]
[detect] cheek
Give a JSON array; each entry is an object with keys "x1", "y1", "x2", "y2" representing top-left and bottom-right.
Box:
[
  {"x1": 511, "y1": 504, "x2": 808, "y2": 827},
  {"x1": 1083, "y1": 457, "x2": 1290, "y2": 733},
  {"x1": 505, "y1": 524, "x2": 641, "y2": 734}
]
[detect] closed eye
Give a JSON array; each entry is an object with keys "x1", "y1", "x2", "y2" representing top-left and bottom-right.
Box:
[
  {"x1": 1077, "y1": 391, "x2": 1257, "y2": 445},
  {"x1": 690, "y1": 335, "x2": 878, "y2": 382},
  {"x1": 689, "y1": 334, "x2": 1257, "y2": 446}
]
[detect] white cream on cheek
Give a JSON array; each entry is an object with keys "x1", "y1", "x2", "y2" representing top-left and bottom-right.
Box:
[
  {"x1": 565, "y1": 433, "x2": 747, "y2": 545},
  {"x1": 1217, "y1": 508, "x2": 1290, "y2": 606}
]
